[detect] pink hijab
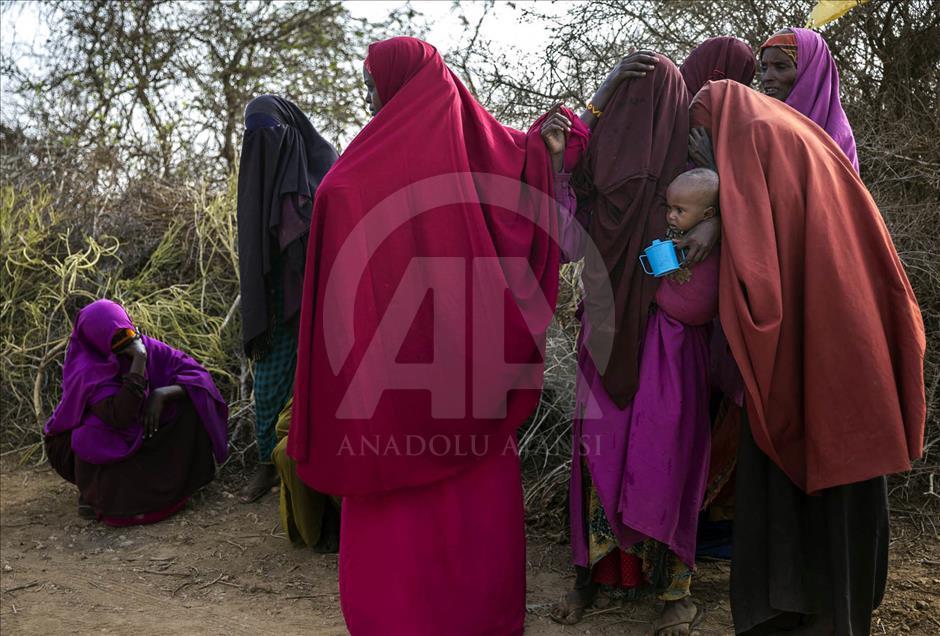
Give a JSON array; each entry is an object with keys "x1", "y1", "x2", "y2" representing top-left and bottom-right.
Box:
[{"x1": 288, "y1": 37, "x2": 587, "y2": 496}]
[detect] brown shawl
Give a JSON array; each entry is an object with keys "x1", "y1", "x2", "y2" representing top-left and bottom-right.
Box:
[
  {"x1": 691, "y1": 80, "x2": 925, "y2": 493},
  {"x1": 574, "y1": 57, "x2": 690, "y2": 407}
]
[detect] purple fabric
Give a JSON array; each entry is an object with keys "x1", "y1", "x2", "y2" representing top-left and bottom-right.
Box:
[
  {"x1": 555, "y1": 172, "x2": 590, "y2": 263},
  {"x1": 569, "y1": 253, "x2": 718, "y2": 568},
  {"x1": 45, "y1": 299, "x2": 229, "y2": 464},
  {"x1": 787, "y1": 28, "x2": 859, "y2": 172}
]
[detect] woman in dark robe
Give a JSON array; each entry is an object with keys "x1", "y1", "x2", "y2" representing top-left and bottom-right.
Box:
[
  {"x1": 44, "y1": 299, "x2": 229, "y2": 525},
  {"x1": 235, "y1": 95, "x2": 338, "y2": 502},
  {"x1": 690, "y1": 79, "x2": 924, "y2": 636}
]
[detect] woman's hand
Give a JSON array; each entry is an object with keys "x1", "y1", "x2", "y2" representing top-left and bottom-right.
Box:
[
  {"x1": 581, "y1": 50, "x2": 657, "y2": 129},
  {"x1": 121, "y1": 338, "x2": 147, "y2": 360},
  {"x1": 675, "y1": 217, "x2": 721, "y2": 265},
  {"x1": 142, "y1": 387, "x2": 167, "y2": 439},
  {"x1": 142, "y1": 385, "x2": 185, "y2": 438},
  {"x1": 688, "y1": 127, "x2": 717, "y2": 171},
  {"x1": 604, "y1": 50, "x2": 658, "y2": 86},
  {"x1": 540, "y1": 111, "x2": 572, "y2": 172},
  {"x1": 121, "y1": 337, "x2": 148, "y2": 377}
]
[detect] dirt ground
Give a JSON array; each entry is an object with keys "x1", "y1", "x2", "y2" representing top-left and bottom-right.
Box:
[{"x1": 1, "y1": 459, "x2": 938, "y2": 635}]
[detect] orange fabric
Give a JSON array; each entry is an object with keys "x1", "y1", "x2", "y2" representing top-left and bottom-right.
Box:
[
  {"x1": 110, "y1": 328, "x2": 138, "y2": 352},
  {"x1": 690, "y1": 80, "x2": 925, "y2": 493}
]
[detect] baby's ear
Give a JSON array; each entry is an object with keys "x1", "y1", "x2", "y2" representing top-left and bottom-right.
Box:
[{"x1": 703, "y1": 205, "x2": 716, "y2": 219}]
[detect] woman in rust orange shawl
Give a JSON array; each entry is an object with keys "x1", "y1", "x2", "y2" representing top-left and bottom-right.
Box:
[{"x1": 690, "y1": 80, "x2": 925, "y2": 635}]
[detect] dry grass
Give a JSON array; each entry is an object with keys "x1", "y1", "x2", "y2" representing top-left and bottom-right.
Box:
[{"x1": 0, "y1": 174, "x2": 257, "y2": 468}]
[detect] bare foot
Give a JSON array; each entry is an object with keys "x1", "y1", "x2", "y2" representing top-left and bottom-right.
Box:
[
  {"x1": 647, "y1": 597, "x2": 701, "y2": 636},
  {"x1": 550, "y1": 584, "x2": 597, "y2": 625},
  {"x1": 239, "y1": 463, "x2": 279, "y2": 503}
]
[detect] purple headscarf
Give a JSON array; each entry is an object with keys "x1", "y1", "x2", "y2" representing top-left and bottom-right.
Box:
[
  {"x1": 785, "y1": 28, "x2": 859, "y2": 172},
  {"x1": 44, "y1": 299, "x2": 229, "y2": 464}
]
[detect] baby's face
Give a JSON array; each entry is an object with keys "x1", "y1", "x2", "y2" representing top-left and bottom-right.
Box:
[{"x1": 665, "y1": 180, "x2": 715, "y2": 233}]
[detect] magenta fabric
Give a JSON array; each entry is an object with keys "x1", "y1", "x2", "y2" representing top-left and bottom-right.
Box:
[
  {"x1": 785, "y1": 28, "x2": 859, "y2": 172},
  {"x1": 654, "y1": 259, "x2": 720, "y2": 327},
  {"x1": 100, "y1": 497, "x2": 189, "y2": 527},
  {"x1": 338, "y1": 441, "x2": 525, "y2": 635},
  {"x1": 333, "y1": 150, "x2": 583, "y2": 636},
  {"x1": 570, "y1": 252, "x2": 719, "y2": 568},
  {"x1": 44, "y1": 299, "x2": 229, "y2": 464},
  {"x1": 288, "y1": 36, "x2": 585, "y2": 496}
]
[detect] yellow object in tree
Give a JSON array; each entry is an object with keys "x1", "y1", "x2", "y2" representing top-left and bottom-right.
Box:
[{"x1": 806, "y1": 0, "x2": 870, "y2": 29}]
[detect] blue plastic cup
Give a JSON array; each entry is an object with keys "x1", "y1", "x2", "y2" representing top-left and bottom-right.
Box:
[{"x1": 639, "y1": 239, "x2": 687, "y2": 277}]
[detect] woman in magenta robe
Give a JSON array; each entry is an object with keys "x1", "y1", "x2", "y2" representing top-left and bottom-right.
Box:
[{"x1": 286, "y1": 37, "x2": 588, "y2": 635}]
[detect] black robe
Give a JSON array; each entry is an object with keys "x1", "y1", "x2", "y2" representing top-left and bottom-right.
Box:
[
  {"x1": 732, "y1": 411, "x2": 889, "y2": 636},
  {"x1": 236, "y1": 95, "x2": 338, "y2": 357}
]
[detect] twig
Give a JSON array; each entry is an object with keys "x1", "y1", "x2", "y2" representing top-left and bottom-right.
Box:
[
  {"x1": 225, "y1": 539, "x2": 246, "y2": 551},
  {"x1": 197, "y1": 573, "x2": 241, "y2": 591},
  {"x1": 609, "y1": 616, "x2": 650, "y2": 625},
  {"x1": 582, "y1": 606, "x2": 625, "y2": 619},
  {"x1": 218, "y1": 580, "x2": 242, "y2": 589},
  {"x1": 219, "y1": 294, "x2": 240, "y2": 332},
  {"x1": 134, "y1": 568, "x2": 191, "y2": 577},
  {"x1": 173, "y1": 580, "x2": 195, "y2": 596},
  {"x1": 286, "y1": 593, "x2": 335, "y2": 600},
  {"x1": 0, "y1": 445, "x2": 37, "y2": 458},
  {"x1": 2, "y1": 581, "x2": 41, "y2": 594},
  {"x1": 199, "y1": 573, "x2": 225, "y2": 589},
  {"x1": 32, "y1": 339, "x2": 67, "y2": 428}
]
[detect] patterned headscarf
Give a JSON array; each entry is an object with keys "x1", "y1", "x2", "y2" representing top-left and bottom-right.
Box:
[{"x1": 759, "y1": 31, "x2": 798, "y2": 66}]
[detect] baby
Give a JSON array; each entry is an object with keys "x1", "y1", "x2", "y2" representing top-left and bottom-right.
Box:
[{"x1": 664, "y1": 167, "x2": 719, "y2": 282}]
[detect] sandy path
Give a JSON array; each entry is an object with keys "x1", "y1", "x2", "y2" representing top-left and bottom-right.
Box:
[{"x1": 1, "y1": 460, "x2": 937, "y2": 635}]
